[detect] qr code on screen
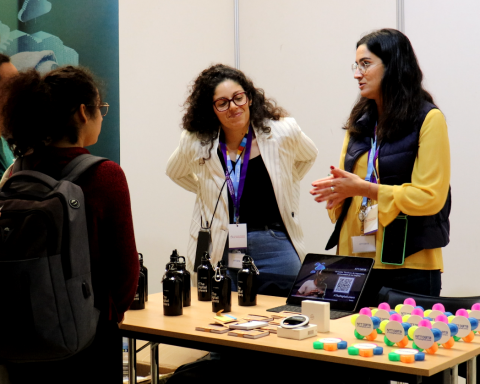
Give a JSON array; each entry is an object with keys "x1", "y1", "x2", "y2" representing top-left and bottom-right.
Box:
[{"x1": 333, "y1": 277, "x2": 355, "y2": 293}]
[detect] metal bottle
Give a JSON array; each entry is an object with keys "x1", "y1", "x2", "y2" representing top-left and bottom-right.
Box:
[
  {"x1": 211, "y1": 261, "x2": 231, "y2": 313},
  {"x1": 237, "y1": 255, "x2": 259, "y2": 307},
  {"x1": 130, "y1": 257, "x2": 146, "y2": 310},
  {"x1": 176, "y1": 255, "x2": 191, "y2": 307},
  {"x1": 139, "y1": 253, "x2": 148, "y2": 301},
  {"x1": 197, "y1": 251, "x2": 214, "y2": 301},
  {"x1": 162, "y1": 262, "x2": 183, "y2": 316}
]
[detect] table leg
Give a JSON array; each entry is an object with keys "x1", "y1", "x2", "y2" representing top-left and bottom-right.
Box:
[
  {"x1": 128, "y1": 338, "x2": 137, "y2": 384},
  {"x1": 467, "y1": 356, "x2": 477, "y2": 384},
  {"x1": 451, "y1": 365, "x2": 458, "y2": 384},
  {"x1": 151, "y1": 343, "x2": 159, "y2": 384}
]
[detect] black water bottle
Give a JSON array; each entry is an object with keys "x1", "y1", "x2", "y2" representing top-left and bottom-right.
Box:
[
  {"x1": 197, "y1": 252, "x2": 214, "y2": 301},
  {"x1": 130, "y1": 256, "x2": 146, "y2": 310},
  {"x1": 176, "y1": 255, "x2": 191, "y2": 307},
  {"x1": 162, "y1": 262, "x2": 183, "y2": 316},
  {"x1": 139, "y1": 253, "x2": 148, "y2": 301},
  {"x1": 237, "y1": 255, "x2": 259, "y2": 307},
  {"x1": 211, "y1": 261, "x2": 231, "y2": 313}
]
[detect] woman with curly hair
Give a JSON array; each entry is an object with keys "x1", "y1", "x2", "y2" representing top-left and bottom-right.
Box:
[{"x1": 167, "y1": 64, "x2": 317, "y2": 294}]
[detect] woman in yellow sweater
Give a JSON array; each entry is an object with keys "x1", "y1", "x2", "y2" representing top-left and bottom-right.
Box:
[{"x1": 310, "y1": 29, "x2": 450, "y2": 308}]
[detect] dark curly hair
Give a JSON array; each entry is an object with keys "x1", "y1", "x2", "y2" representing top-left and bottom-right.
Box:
[
  {"x1": 1, "y1": 66, "x2": 101, "y2": 157},
  {"x1": 346, "y1": 29, "x2": 435, "y2": 142},
  {"x1": 182, "y1": 64, "x2": 287, "y2": 159}
]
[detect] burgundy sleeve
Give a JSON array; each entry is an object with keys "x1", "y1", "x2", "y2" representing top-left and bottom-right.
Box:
[{"x1": 81, "y1": 160, "x2": 140, "y2": 322}]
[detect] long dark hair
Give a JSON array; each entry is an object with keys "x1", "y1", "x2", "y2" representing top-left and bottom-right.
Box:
[
  {"x1": 1, "y1": 66, "x2": 101, "y2": 157},
  {"x1": 346, "y1": 29, "x2": 435, "y2": 141},
  {"x1": 182, "y1": 64, "x2": 287, "y2": 159}
]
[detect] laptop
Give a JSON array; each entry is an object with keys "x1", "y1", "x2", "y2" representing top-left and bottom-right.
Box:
[{"x1": 267, "y1": 253, "x2": 374, "y2": 319}]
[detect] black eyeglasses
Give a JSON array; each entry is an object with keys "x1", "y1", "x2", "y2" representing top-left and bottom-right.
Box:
[
  {"x1": 87, "y1": 102, "x2": 109, "y2": 117},
  {"x1": 212, "y1": 92, "x2": 248, "y2": 112}
]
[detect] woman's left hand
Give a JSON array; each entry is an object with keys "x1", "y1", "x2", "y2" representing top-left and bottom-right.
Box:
[{"x1": 310, "y1": 166, "x2": 377, "y2": 209}]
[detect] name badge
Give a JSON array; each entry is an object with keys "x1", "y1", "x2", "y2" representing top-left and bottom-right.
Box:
[
  {"x1": 363, "y1": 204, "x2": 378, "y2": 235},
  {"x1": 228, "y1": 223, "x2": 247, "y2": 249},
  {"x1": 228, "y1": 250, "x2": 245, "y2": 269},
  {"x1": 352, "y1": 235, "x2": 376, "y2": 253}
]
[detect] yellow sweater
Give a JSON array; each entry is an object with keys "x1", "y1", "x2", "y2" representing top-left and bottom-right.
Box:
[{"x1": 329, "y1": 109, "x2": 450, "y2": 271}]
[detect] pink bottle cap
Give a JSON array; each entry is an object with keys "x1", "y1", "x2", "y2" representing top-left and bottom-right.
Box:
[
  {"x1": 432, "y1": 303, "x2": 445, "y2": 312},
  {"x1": 404, "y1": 298, "x2": 416, "y2": 306},
  {"x1": 418, "y1": 319, "x2": 432, "y2": 329},
  {"x1": 378, "y1": 302, "x2": 391, "y2": 311},
  {"x1": 472, "y1": 303, "x2": 480, "y2": 311},
  {"x1": 456, "y1": 309, "x2": 469, "y2": 318},
  {"x1": 411, "y1": 308, "x2": 424, "y2": 317},
  {"x1": 389, "y1": 313, "x2": 402, "y2": 322},
  {"x1": 435, "y1": 314, "x2": 449, "y2": 324},
  {"x1": 359, "y1": 307, "x2": 372, "y2": 316}
]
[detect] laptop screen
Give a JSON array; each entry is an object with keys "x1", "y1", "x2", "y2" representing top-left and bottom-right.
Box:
[{"x1": 287, "y1": 254, "x2": 374, "y2": 312}]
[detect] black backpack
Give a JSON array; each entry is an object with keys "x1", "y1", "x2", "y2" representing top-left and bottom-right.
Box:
[{"x1": 0, "y1": 154, "x2": 106, "y2": 362}]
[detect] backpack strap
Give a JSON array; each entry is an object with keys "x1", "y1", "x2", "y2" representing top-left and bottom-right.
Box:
[
  {"x1": 61, "y1": 154, "x2": 108, "y2": 182},
  {"x1": 12, "y1": 156, "x2": 36, "y2": 174}
]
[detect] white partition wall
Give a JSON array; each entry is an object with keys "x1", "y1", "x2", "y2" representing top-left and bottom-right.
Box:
[
  {"x1": 405, "y1": 0, "x2": 480, "y2": 296},
  {"x1": 119, "y1": 0, "x2": 234, "y2": 294},
  {"x1": 120, "y1": 0, "x2": 478, "y2": 297}
]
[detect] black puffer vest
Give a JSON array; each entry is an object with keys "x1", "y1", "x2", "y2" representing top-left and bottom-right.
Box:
[{"x1": 326, "y1": 101, "x2": 451, "y2": 258}]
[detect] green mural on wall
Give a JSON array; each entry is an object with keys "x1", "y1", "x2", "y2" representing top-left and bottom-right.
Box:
[{"x1": 0, "y1": 0, "x2": 120, "y2": 163}]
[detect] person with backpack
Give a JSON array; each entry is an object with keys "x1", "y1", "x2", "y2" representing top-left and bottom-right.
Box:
[
  {"x1": 0, "y1": 66, "x2": 139, "y2": 383},
  {"x1": 0, "y1": 54, "x2": 17, "y2": 177}
]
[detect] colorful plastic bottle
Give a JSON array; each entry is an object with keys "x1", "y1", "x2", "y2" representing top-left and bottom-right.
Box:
[
  {"x1": 380, "y1": 313, "x2": 410, "y2": 348},
  {"x1": 394, "y1": 298, "x2": 416, "y2": 317},
  {"x1": 372, "y1": 303, "x2": 391, "y2": 331},
  {"x1": 409, "y1": 319, "x2": 442, "y2": 354},
  {"x1": 403, "y1": 307, "x2": 425, "y2": 327},
  {"x1": 432, "y1": 314, "x2": 458, "y2": 349},
  {"x1": 424, "y1": 303, "x2": 446, "y2": 321},
  {"x1": 351, "y1": 308, "x2": 381, "y2": 341},
  {"x1": 448, "y1": 309, "x2": 478, "y2": 343}
]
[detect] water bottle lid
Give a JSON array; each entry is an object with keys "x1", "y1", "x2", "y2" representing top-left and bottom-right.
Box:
[
  {"x1": 241, "y1": 256, "x2": 260, "y2": 275},
  {"x1": 170, "y1": 249, "x2": 179, "y2": 262},
  {"x1": 178, "y1": 256, "x2": 186, "y2": 265}
]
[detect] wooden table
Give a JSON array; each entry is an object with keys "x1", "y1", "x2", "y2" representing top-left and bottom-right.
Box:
[{"x1": 120, "y1": 292, "x2": 479, "y2": 384}]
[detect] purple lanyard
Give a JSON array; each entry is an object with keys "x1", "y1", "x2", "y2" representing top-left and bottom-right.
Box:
[{"x1": 220, "y1": 127, "x2": 253, "y2": 223}]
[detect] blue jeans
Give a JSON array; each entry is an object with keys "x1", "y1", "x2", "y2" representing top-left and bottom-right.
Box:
[{"x1": 223, "y1": 229, "x2": 301, "y2": 297}]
